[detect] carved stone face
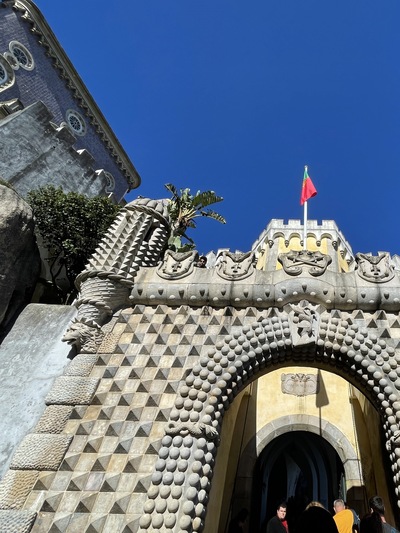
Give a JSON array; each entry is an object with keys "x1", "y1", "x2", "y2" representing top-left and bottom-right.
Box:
[{"x1": 62, "y1": 324, "x2": 83, "y2": 351}]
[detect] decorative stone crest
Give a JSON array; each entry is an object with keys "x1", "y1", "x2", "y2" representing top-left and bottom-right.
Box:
[
  {"x1": 157, "y1": 250, "x2": 197, "y2": 279},
  {"x1": 281, "y1": 373, "x2": 319, "y2": 396},
  {"x1": 217, "y1": 251, "x2": 255, "y2": 280},
  {"x1": 355, "y1": 252, "x2": 395, "y2": 283},
  {"x1": 288, "y1": 300, "x2": 319, "y2": 347},
  {"x1": 278, "y1": 250, "x2": 332, "y2": 276}
]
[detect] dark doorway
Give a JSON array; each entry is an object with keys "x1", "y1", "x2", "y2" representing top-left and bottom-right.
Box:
[{"x1": 253, "y1": 431, "x2": 344, "y2": 532}]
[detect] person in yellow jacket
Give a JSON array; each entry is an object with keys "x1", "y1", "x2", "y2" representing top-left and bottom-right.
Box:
[{"x1": 333, "y1": 499, "x2": 355, "y2": 533}]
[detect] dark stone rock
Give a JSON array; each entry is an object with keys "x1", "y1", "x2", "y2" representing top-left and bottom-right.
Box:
[{"x1": 0, "y1": 184, "x2": 40, "y2": 333}]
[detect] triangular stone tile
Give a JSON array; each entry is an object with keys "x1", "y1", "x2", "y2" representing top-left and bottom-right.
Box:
[
  {"x1": 185, "y1": 315, "x2": 196, "y2": 324},
  {"x1": 70, "y1": 406, "x2": 87, "y2": 420},
  {"x1": 172, "y1": 357, "x2": 184, "y2": 368},
  {"x1": 204, "y1": 336, "x2": 215, "y2": 345},
  {"x1": 123, "y1": 456, "x2": 142, "y2": 473},
  {"x1": 139, "y1": 314, "x2": 151, "y2": 323},
  {"x1": 180, "y1": 336, "x2": 191, "y2": 345},
  {"x1": 118, "y1": 394, "x2": 134, "y2": 406},
  {"x1": 376, "y1": 310, "x2": 387, "y2": 320},
  {"x1": 68, "y1": 473, "x2": 88, "y2": 491},
  {"x1": 132, "y1": 334, "x2": 144, "y2": 344},
  {"x1": 209, "y1": 316, "x2": 221, "y2": 325},
  {"x1": 137, "y1": 382, "x2": 150, "y2": 393},
  {"x1": 101, "y1": 474, "x2": 120, "y2": 492},
  {"x1": 75, "y1": 493, "x2": 97, "y2": 513},
  {"x1": 132, "y1": 305, "x2": 146, "y2": 315},
  {"x1": 110, "y1": 495, "x2": 131, "y2": 514},
  {"x1": 163, "y1": 346, "x2": 176, "y2": 355},
  {"x1": 126, "y1": 408, "x2": 142, "y2": 421},
  {"x1": 134, "y1": 478, "x2": 152, "y2": 493},
  {"x1": 352, "y1": 310, "x2": 364, "y2": 319},
  {"x1": 155, "y1": 334, "x2": 169, "y2": 345},
  {"x1": 98, "y1": 407, "x2": 115, "y2": 420},
  {"x1": 77, "y1": 421, "x2": 95, "y2": 435},
  {"x1": 106, "y1": 422, "x2": 124, "y2": 436},
  {"x1": 380, "y1": 328, "x2": 391, "y2": 338},
  {"x1": 171, "y1": 325, "x2": 182, "y2": 334},
  {"x1": 110, "y1": 380, "x2": 125, "y2": 392},
  {"x1": 60, "y1": 453, "x2": 80, "y2": 471},
  {"x1": 83, "y1": 437, "x2": 103, "y2": 453},
  {"x1": 41, "y1": 493, "x2": 63, "y2": 512},
  {"x1": 147, "y1": 324, "x2": 159, "y2": 334},
  {"x1": 129, "y1": 368, "x2": 141, "y2": 379},
  {"x1": 51, "y1": 516, "x2": 72, "y2": 532},
  {"x1": 146, "y1": 395, "x2": 160, "y2": 407},
  {"x1": 139, "y1": 345, "x2": 150, "y2": 355},
  {"x1": 86, "y1": 515, "x2": 107, "y2": 533},
  {"x1": 92, "y1": 455, "x2": 112, "y2": 472},
  {"x1": 390, "y1": 319, "x2": 400, "y2": 329},
  {"x1": 218, "y1": 326, "x2": 230, "y2": 336},
  {"x1": 135, "y1": 422, "x2": 152, "y2": 437},
  {"x1": 224, "y1": 308, "x2": 233, "y2": 316},
  {"x1": 189, "y1": 346, "x2": 200, "y2": 356},
  {"x1": 121, "y1": 356, "x2": 135, "y2": 366},
  {"x1": 164, "y1": 382, "x2": 179, "y2": 394},
  {"x1": 103, "y1": 367, "x2": 118, "y2": 378},
  {"x1": 367, "y1": 319, "x2": 378, "y2": 328},
  {"x1": 147, "y1": 357, "x2": 160, "y2": 367},
  {"x1": 34, "y1": 472, "x2": 56, "y2": 490},
  {"x1": 232, "y1": 317, "x2": 243, "y2": 326},
  {"x1": 155, "y1": 368, "x2": 169, "y2": 380},
  {"x1": 245, "y1": 307, "x2": 257, "y2": 317},
  {"x1": 155, "y1": 305, "x2": 167, "y2": 314},
  {"x1": 114, "y1": 438, "x2": 133, "y2": 454},
  {"x1": 146, "y1": 441, "x2": 161, "y2": 455},
  {"x1": 155, "y1": 409, "x2": 171, "y2": 422},
  {"x1": 162, "y1": 314, "x2": 174, "y2": 324},
  {"x1": 92, "y1": 392, "x2": 108, "y2": 405}
]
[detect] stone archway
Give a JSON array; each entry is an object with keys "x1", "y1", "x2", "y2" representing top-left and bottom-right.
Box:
[{"x1": 138, "y1": 306, "x2": 400, "y2": 533}]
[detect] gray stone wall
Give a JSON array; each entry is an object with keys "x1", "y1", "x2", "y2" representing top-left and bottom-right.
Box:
[{"x1": 0, "y1": 102, "x2": 108, "y2": 198}]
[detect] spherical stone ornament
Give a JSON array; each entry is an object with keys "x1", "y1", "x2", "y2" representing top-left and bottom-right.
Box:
[
  {"x1": 156, "y1": 499, "x2": 167, "y2": 513},
  {"x1": 163, "y1": 472, "x2": 174, "y2": 485},
  {"x1": 188, "y1": 473, "x2": 201, "y2": 487},
  {"x1": 151, "y1": 513, "x2": 164, "y2": 528},
  {"x1": 174, "y1": 472, "x2": 186, "y2": 485},
  {"x1": 152, "y1": 471, "x2": 163, "y2": 485},
  {"x1": 160, "y1": 485, "x2": 171, "y2": 498},
  {"x1": 139, "y1": 514, "x2": 152, "y2": 528},
  {"x1": 179, "y1": 515, "x2": 193, "y2": 530},
  {"x1": 164, "y1": 514, "x2": 177, "y2": 528},
  {"x1": 171, "y1": 486, "x2": 183, "y2": 499},
  {"x1": 186, "y1": 486, "x2": 198, "y2": 500},
  {"x1": 168, "y1": 498, "x2": 180, "y2": 512},
  {"x1": 144, "y1": 500, "x2": 155, "y2": 513},
  {"x1": 183, "y1": 500, "x2": 195, "y2": 515}
]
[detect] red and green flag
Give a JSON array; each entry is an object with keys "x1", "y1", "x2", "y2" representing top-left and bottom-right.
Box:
[{"x1": 300, "y1": 166, "x2": 317, "y2": 205}]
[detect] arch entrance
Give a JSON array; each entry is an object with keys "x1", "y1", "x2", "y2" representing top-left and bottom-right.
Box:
[{"x1": 256, "y1": 431, "x2": 344, "y2": 531}]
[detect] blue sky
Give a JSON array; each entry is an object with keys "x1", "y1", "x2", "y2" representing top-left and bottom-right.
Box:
[{"x1": 34, "y1": 1, "x2": 400, "y2": 257}]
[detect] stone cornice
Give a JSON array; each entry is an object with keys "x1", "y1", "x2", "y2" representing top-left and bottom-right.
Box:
[
  {"x1": 130, "y1": 266, "x2": 400, "y2": 311},
  {"x1": 10, "y1": 0, "x2": 141, "y2": 192}
]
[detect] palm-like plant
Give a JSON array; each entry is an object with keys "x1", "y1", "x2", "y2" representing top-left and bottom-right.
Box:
[{"x1": 165, "y1": 183, "x2": 226, "y2": 252}]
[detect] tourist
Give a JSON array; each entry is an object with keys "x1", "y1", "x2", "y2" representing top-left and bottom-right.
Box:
[
  {"x1": 360, "y1": 496, "x2": 399, "y2": 533},
  {"x1": 266, "y1": 502, "x2": 289, "y2": 533},
  {"x1": 296, "y1": 501, "x2": 339, "y2": 533},
  {"x1": 333, "y1": 498, "x2": 355, "y2": 533}
]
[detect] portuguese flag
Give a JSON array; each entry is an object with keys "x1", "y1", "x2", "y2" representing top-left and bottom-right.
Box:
[{"x1": 300, "y1": 166, "x2": 317, "y2": 205}]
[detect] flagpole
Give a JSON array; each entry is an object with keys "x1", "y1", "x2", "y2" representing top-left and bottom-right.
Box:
[
  {"x1": 303, "y1": 165, "x2": 308, "y2": 250},
  {"x1": 303, "y1": 200, "x2": 307, "y2": 250}
]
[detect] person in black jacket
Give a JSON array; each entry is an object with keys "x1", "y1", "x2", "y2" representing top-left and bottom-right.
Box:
[{"x1": 266, "y1": 502, "x2": 289, "y2": 533}]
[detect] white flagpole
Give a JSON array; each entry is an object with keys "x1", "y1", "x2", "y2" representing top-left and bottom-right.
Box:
[
  {"x1": 303, "y1": 165, "x2": 308, "y2": 250},
  {"x1": 303, "y1": 200, "x2": 308, "y2": 250}
]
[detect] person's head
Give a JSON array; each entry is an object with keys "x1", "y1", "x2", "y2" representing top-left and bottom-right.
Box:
[
  {"x1": 306, "y1": 501, "x2": 325, "y2": 510},
  {"x1": 197, "y1": 256, "x2": 207, "y2": 267},
  {"x1": 276, "y1": 502, "x2": 287, "y2": 521},
  {"x1": 369, "y1": 496, "x2": 385, "y2": 517},
  {"x1": 333, "y1": 499, "x2": 346, "y2": 514}
]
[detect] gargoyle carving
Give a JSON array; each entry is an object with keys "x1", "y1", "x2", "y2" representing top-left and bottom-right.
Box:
[
  {"x1": 217, "y1": 251, "x2": 255, "y2": 280},
  {"x1": 62, "y1": 318, "x2": 104, "y2": 354},
  {"x1": 356, "y1": 252, "x2": 395, "y2": 283},
  {"x1": 165, "y1": 421, "x2": 219, "y2": 442},
  {"x1": 157, "y1": 249, "x2": 197, "y2": 279},
  {"x1": 278, "y1": 250, "x2": 332, "y2": 276}
]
